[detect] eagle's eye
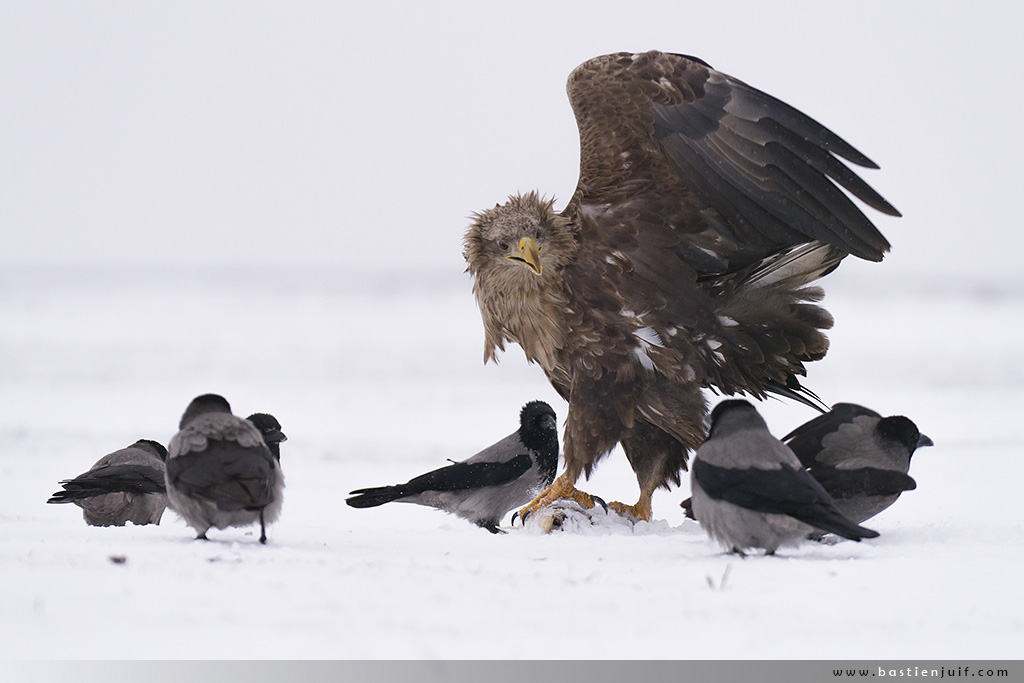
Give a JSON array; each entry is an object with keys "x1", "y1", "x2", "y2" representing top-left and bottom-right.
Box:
[{"x1": 498, "y1": 241, "x2": 510, "y2": 251}]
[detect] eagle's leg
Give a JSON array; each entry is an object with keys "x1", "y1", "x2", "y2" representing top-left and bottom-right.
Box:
[
  {"x1": 611, "y1": 419, "x2": 696, "y2": 523},
  {"x1": 517, "y1": 385, "x2": 626, "y2": 523},
  {"x1": 608, "y1": 488, "x2": 654, "y2": 523},
  {"x1": 517, "y1": 469, "x2": 597, "y2": 521}
]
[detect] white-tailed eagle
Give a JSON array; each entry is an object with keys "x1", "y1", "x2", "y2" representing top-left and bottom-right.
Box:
[{"x1": 463, "y1": 51, "x2": 899, "y2": 522}]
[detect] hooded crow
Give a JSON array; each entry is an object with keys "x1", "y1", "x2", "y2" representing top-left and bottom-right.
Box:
[
  {"x1": 782, "y1": 403, "x2": 932, "y2": 526},
  {"x1": 47, "y1": 414, "x2": 283, "y2": 524},
  {"x1": 47, "y1": 439, "x2": 169, "y2": 526},
  {"x1": 346, "y1": 401, "x2": 559, "y2": 533},
  {"x1": 245, "y1": 413, "x2": 287, "y2": 462},
  {"x1": 165, "y1": 395, "x2": 285, "y2": 544},
  {"x1": 690, "y1": 400, "x2": 878, "y2": 555}
]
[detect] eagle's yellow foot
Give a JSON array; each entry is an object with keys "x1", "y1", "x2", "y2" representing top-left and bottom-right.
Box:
[
  {"x1": 607, "y1": 493, "x2": 653, "y2": 523},
  {"x1": 516, "y1": 474, "x2": 597, "y2": 524}
]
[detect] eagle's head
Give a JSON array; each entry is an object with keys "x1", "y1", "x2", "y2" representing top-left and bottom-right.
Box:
[
  {"x1": 462, "y1": 192, "x2": 577, "y2": 367},
  {"x1": 463, "y1": 191, "x2": 576, "y2": 285}
]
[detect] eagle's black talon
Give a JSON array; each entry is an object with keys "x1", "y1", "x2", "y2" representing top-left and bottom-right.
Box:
[
  {"x1": 479, "y1": 520, "x2": 505, "y2": 534},
  {"x1": 591, "y1": 495, "x2": 608, "y2": 513}
]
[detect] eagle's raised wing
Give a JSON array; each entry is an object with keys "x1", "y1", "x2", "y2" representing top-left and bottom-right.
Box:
[{"x1": 562, "y1": 51, "x2": 899, "y2": 279}]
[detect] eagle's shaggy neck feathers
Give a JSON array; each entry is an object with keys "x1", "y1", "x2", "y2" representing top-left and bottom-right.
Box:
[{"x1": 464, "y1": 192, "x2": 577, "y2": 371}]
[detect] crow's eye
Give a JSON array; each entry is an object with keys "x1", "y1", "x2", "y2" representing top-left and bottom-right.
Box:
[{"x1": 498, "y1": 241, "x2": 510, "y2": 251}]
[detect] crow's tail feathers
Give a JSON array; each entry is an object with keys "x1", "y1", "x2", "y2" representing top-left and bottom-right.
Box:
[{"x1": 345, "y1": 485, "x2": 406, "y2": 509}]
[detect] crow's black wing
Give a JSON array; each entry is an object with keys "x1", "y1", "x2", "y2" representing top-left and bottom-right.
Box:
[
  {"x1": 48, "y1": 464, "x2": 166, "y2": 503},
  {"x1": 811, "y1": 466, "x2": 917, "y2": 499},
  {"x1": 404, "y1": 454, "x2": 533, "y2": 493},
  {"x1": 694, "y1": 459, "x2": 878, "y2": 540}
]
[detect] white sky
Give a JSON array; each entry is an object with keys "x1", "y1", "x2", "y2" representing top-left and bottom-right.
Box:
[{"x1": 2, "y1": 2, "x2": 1021, "y2": 280}]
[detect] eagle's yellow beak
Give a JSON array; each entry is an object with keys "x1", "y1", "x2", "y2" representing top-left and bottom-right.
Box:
[{"x1": 506, "y1": 236, "x2": 542, "y2": 275}]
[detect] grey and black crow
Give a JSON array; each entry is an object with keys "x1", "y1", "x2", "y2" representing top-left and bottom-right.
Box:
[
  {"x1": 47, "y1": 413, "x2": 283, "y2": 525},
  {"x1": 346, "y1": 401, "x2": 559, "y2": 533},
  {"x1": 782, "y1": 403, "x2": 931, "y2": 526},
  {"x1": 47, "y1": 439, "x2": 169, "y2": 526},
  {"x1": 165, "y1": 395, "x2": 285, "y2": 544},
  {"x1": 690, "y1": 400, "x2": 878, "y2": 555}
]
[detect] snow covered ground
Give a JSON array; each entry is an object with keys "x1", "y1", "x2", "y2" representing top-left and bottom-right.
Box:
[
  {"x1": 2, "y1": 0, "x2": 1023, "y2": 663},
  {"x1": 1, "y1": 265, "x2": 1022, "y2": 660}
]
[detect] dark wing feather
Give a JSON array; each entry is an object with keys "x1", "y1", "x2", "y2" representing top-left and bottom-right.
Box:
[
  {"x1": 811, "y1": 466, "x2": 917, "y2": 499},
  {"x1": 564, "y1": 51, "x2": 898, "y2": 277},
  {"x1": 167, "y1": 441, "x2": 275, "y2": 511},
  {"x1": 48, "y1": 465, "x2": 166, "y2": 503},
  {"x1": 783, "y1": 403, "x2": 882, "y2": 467},
  {"x1": 403, "y1": 454, "x2": 533, "y2": 493},
  {"x1": 693, "y1": 459, "x2": 878, "y2": 540}
]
